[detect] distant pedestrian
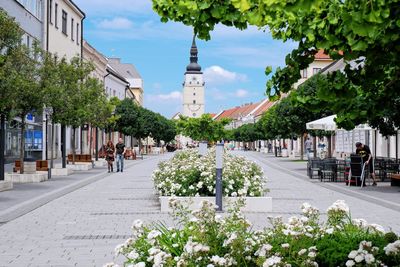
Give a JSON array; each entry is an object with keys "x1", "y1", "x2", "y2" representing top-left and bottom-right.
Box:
[
  {"x1": 116, "y1": 138, "x2": 126, "y2": 172},
  {"x1": 355, "y1": 142, "x2": 377, "y2": 186},
  {"x1": 268, "y1": 143, "x2": 272, "y2": 153},
  {"x1": 105, "y1": 140, "x2": 115, "y2": 173},
  {"x1": 305, "y1": 138, "x2": 312, "y2": 158}
]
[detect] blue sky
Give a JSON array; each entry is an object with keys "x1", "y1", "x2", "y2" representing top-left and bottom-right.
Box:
[{"x1": 74, "y1": 0, "x2": 297, "y2": 118}]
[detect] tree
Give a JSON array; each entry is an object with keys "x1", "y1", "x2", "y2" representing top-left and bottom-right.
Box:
[
  {"x1": 0, "y1": 9, "x2": 24, "y2": 179},
  {"x1": 152, "y1": 0, "x2": 400, "y2": 135},
  {"x1": 176, "y1": 114, "x2": 230, "y2": 142},
  {"x1": 9, "y1": 44, "x2": 44, "y2": 173}
]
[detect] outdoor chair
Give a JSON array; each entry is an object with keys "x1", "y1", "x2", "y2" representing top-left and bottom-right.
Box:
[
  {"x1": 335, "y1": 159, "x2": 348, "y2": 182},
  {"x1": 309, "y1": 158, "x2": 322, "y2": 179},
  {"x1": 320, "y1": 158, "x2": 337, "y2": 182}
]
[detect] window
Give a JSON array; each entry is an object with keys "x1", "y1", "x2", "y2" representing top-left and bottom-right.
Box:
[
  {"x1": 71, "y1": 18, "x2": 74, "y2": 40},
  {"x1": 313, "y1": 68, "x2": 322, "y2": 75},
  {"x1": 76, "y1": 23, "x2": 80, "y2": 44},
  {"x1": 301, "y1": 69, "x2": 307, "y2": 78},
  {"x1": 113, "y1": 90, "x2": 116, "y2": 96},
  {"x1": 193, "y1": 100, "x2": 196, "y2": 104},
  {"x1": 61, "y1": 10, "x2": 67, "y2": 35},
  {"x1": 49, "y1": 0, "x2": 53, "y2": 24},
  {"x1": 26, "y1": 35, "x2": 30, "y2": 48},
  {"x1": 55, "y1": 3, "x2": 58, "y2": 28},
  {"x1": 193, "y1": 92, "x2": 196, "y2": 96}
]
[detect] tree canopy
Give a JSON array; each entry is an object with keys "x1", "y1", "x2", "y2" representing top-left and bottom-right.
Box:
[
  {"x1": 152, "y1": 0, "x2": 400, "y2": 135},
  {"x1": 176, "y1": 114, "x2": 230, "y2": 142}
]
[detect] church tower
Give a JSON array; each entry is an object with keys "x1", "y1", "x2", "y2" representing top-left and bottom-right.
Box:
[{"x1": 182, "y1": 35, "x2": 205, "y2": 118}]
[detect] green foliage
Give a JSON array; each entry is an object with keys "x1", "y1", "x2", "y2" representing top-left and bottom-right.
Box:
[
  {"x1": 232, "y1": 123, "x2": 262, "y2": 142},
  {"x1": 0, "y1": 9, "x2": 23, "y2": 118},
  {"x1": 151, "y1": 0, "x2": 400, "y2": 135},
  {"x1": 176, "y1": 114, "x2": 230, "y2": 142},
  {"x1": 115, "y1": 99, "x2": 176, "y2": 144}
]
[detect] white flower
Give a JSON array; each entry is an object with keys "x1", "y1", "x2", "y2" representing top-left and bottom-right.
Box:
[
  {"x1": 327, "y1": 200, "x2": 349, "y2": 214},
  {"x1": 133, "y1": 262, "x2": 145, "y2": 267},
  {"x1": 345, "y1": 260, "x2": 355, "y2": 267},
  {"x1": 364, "y1": 254, "x2": 375, "y2": 264},
  {"x1": 298, "y1": 249, "x2": 307, "y2": 256},
  {"x1": 368, "y1": 223, "x2": 385, "y2": 234},
  {"x1": 281, "y1": 243, "x2": 290, "y2": 249},
  {"x1": 147, "y1": 230, "x2": 161, "y2": 240},
  {"x1": 325, "y1": 228, "x2": 334, "y2": 234},
  {"x1": 354, "y1": 254, "x2": 364, "y2": 263},
  {"x1": 263, "y1": 256, "x2": 282, "y2": 267},
  {"x1": 348, "y1": 250, "x2": 357, "y2": 259},
  {"x1": 384, "y1": 240, "x2": 400, "y2": 255},
  {"x1": 127, "y1": 250, "x2": 139, "y2": 260},
  {"x1": 132, "y1": 219, "x2": 143, "y2": 230},
  {"x1": 255, "y1": 244, "x2": 273, "y2": 257}
]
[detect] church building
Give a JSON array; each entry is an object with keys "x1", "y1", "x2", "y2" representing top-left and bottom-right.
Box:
[{"x1": 182, "y1": 36, "x2": 205, "y2": 118}]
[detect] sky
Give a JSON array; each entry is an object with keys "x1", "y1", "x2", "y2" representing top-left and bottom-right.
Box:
[{"x1": 74, "y1": 0, "x2": 297, "y2": 118}]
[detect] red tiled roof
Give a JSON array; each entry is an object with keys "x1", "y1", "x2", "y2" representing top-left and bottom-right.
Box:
[
  {"x1": 253, "y1": 100, "x2": 276, "y2": 117},
  {"x1": 315, "y1": 49, "x2": 331, "y2": 60},
  {"x1": 215, "y1": 102, "x2": 261, "y2": 120}
]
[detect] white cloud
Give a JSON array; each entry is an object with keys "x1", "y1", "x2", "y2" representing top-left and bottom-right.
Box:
[
  {"x1": 233, "y1": 89, "x2": 248, "y2": 98},
  {"x1": 147, "y1": 91, "x2": 183, "y2": 102},
  {"x1": 98, "y1": 17, "x2": 133, "y2": 30},
  {"x1": 204, "y1": 66, "x2": 247, "y2": 85}
]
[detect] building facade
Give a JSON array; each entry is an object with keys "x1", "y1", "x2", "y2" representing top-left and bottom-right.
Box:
[
  {"x1": 107, "y1": 58, "x2": 143, "y2": 105},
  {"x1": 1, "y1": 0, "x2": 46, "y2": 162},
  {"x1": 182, "y1": 37, "x2": 205, "y2": 118}
]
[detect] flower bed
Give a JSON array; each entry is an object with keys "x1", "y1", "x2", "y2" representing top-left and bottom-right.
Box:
[
  {"x1": 106, "y1": 199, "x2": 400, "y2": 267},
  {"x1": 152, "y1": 149, "x2": 266, "y2": 197}
]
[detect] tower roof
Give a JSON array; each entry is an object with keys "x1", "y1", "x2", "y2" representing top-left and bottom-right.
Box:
[{"x1": 185, "y1": 35, "x2": 202, "y2": 74}]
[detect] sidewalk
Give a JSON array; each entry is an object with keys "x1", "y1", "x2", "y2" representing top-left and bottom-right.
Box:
[
  {"x1": 0, "y1": 156, "x2": 155, "y2": 223},
  {"x1": 241, "y1": 151, "x2": 400, "y2": 232}
]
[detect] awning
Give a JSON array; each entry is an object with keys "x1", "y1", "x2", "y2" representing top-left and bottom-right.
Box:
[
  {"x1": 306, "y1": 115, "x2": 374, "y2": 131},
  {"x1": 306, "y1": 115, "x2": 337, "y2": 131}
]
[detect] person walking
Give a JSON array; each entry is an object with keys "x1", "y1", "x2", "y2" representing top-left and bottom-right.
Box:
[
  {"x1": 105, "y1": 140, "x2": 115, "y2": 173},
  {"x1": 305, "y1": 138, "x2": 312, "y2": 159},
  {"x1": 116, "y1": 138, "x2": 126, "y2": 172},
  {"x1": 355, "y1": 142, "x2": 378, "y2": 186}
]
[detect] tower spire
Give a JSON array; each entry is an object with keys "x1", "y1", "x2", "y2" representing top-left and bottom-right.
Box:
[{"x1": 186, "y1": 34, "x2": 202, "y2": 73}]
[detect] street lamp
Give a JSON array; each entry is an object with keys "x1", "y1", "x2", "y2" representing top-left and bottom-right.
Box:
[{"x1": 215, "y1": 143, "x2": 224, "y2": 212}]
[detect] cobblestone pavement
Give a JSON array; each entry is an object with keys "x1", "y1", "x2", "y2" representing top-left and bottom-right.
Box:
[{"x1": 0, "y1": 151, "x2": 399, "y2": 267}]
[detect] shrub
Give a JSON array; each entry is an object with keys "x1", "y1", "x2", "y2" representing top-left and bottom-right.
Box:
[{"x1": 152, "y1": 149, "x2": 266, "y2": 197}]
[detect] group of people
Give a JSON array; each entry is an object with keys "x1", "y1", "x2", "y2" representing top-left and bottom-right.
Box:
[{"x1": 104, "y1": 138, "x2": 126, "y2": 173}]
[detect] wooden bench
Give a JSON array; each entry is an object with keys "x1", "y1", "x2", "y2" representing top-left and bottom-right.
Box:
[
  {"x1": 36, "y1": 160, "x2": 49, "y2": 171},
  {"x1": 67, "y1": 154, "x2": 93, "y2": 163},
  {"x1": 391, "y1": 174, "x2": 400, "y2": 186},
  {"x1": 124, "y1": 149, "x2": 136, "y2": 160},
  {"x1": 13, "y1": 160, "x2": 48, "y2": 172}
]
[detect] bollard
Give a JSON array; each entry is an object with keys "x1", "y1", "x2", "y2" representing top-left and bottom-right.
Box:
[
  {"x1": 199, "y1": 141, "x2": 208, "y2": 156},
  {"x1": 215, "y1": 143, "x2": 224, "y2": 212}
]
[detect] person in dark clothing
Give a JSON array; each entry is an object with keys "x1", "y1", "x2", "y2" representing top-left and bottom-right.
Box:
[
  {"x1": 355, "y1": 142, "x2": 377, "y2": 186},
  {"x1": 105, "y1": 140, "x2": 115, "y2": 173},
  {"x1": 115, "y1": 138, "x2": 126, "y2": 172}
]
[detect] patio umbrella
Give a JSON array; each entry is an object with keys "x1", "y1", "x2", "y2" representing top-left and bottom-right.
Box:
[{"x1": 306, "y1": 115, "x2": 337, "y2": 131}]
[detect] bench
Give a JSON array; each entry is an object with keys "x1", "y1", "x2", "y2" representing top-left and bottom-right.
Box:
[
  {"x1": 124, "y1": 149, "x2": 136, "y2": 160},
  {"x1": 36, "y1": 160, "x2": 49, "y2": 171},
  {"x1": 391, "y1": 174, "x2": 400, "y2": 186},
  {"x1": 13, "y1": 160, "x2": 48, "y2": 172},
  {"x1": 67, "y1": 154, "x2": 93, "y2": 163}
]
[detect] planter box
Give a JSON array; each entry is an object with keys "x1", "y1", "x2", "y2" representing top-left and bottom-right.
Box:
[
  {"x1": 0, "y1": 181, "x2": 13, "y2": 192},
  {"x1": 5, "y1": 173, "x2": 48, "y2": 183},
  {"x1": 159, "y1": 196, "x2": 272, "y2": 213},
  {"x1": 51, "y1": 168, "x2": 74, "y2": 176},
  {"x1": 55, "y1": 163, "x2": 93, "y2": 171}
]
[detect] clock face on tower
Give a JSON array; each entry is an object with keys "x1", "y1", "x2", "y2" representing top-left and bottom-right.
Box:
[
  {"x1": 188, "y1": 104, "x2": 201, "y2": 112},
  {"x1": 192, "y1": 76, "x2": 197, "y2": 81}
]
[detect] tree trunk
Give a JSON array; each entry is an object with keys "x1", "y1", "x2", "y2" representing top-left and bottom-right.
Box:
[
  {"x1": 89, "y1": 125, "x2": 92, "y2": 157},
  {"x1": 72, "y1": 127, "x2": 76, "y2": 165},
  {"x1": 19, "y1": 116, "x2": 26, "y2": 174},
  {"x1": 95, "y1": 127, "x2": 99, "y2": 161},
  {"x1": 138, "y1": 138, "x2": 142, "y2": 157},
  {"x1": 0, "y1": 114, "x2": 5, "y2": 180},
  {"x1": 61, "y1": 124, "x2": 66, "y2": 168},
  {"x1": 50, "y1": 121, "x2": 54, "y2": 169},
  {"x1": 300, "y1": 135, "x2": 304, "y2": 161}
]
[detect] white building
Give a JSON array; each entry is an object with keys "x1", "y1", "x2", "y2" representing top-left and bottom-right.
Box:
[
  {"x1": 107, "y1": 58, "x2": 143, "y2": 105},
  {"x1": 182, "y1": 37, "x2": 205, "y2": 118}
]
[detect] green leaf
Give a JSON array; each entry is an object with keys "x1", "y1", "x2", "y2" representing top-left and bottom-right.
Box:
[{"x1": 265, "y1": 66, "x2": 273, "y2": 76}]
